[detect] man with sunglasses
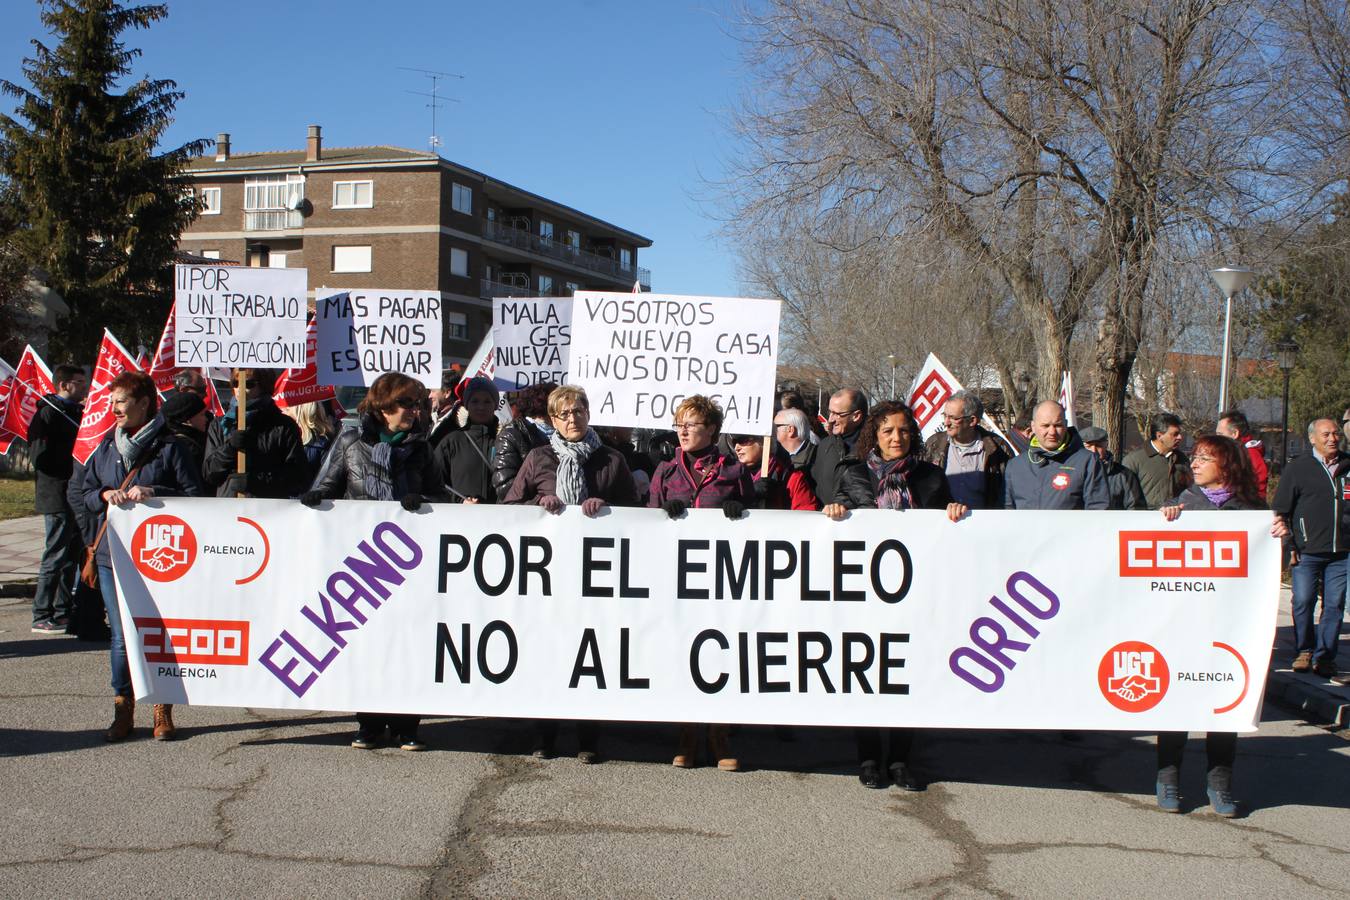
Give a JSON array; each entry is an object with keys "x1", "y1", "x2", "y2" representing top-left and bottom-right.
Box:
[
  {"x1": 923, "y1": 390, "x2": 1011, "y2": 509},
  {"x1": 203, "y1": 368, "x2": 310, "y2": 499},
  {"x1": 810, "y1": 387, "x2": 867, "y2": 506}
]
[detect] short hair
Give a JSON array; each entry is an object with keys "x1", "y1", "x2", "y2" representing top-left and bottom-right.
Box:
[
  {"x1": 359, "y1": 372, "x2": 425, "y2": 416},
  {"x1": 108, "y1": 371, "x2": 158, "y2": 415},
  {"x1": 1217, "y1": 409, "x2": 1249, "y2": 433},
  {"x1": 855, "y1": 401, "x2": 921, "y2": 461},
  {"x1": 547, "y1": 385, "x2": 589, "y2": 419},
  {"x1": 674, "y1": 395, "x2": 724, "y2": 435},
  {"x1": 512, "y1": 381, "x2": 557, "y2": 419},
  {"x1": 833, "y1": 387, "x2": 868, "y2": 414},
  {"x1": 53, "y1": 364, "x2": 84, "y2": 385},
  {"x1": 1309, "y1": 417, "x2": 1339, "y2": 439},
  {"x1": 1150, "y1": 412, "x2": 1182, "y2": 437},
  {"x1": 776, "y1": 407, "x2": 811, "y2": 439},
  {"x1": 947, "y1": 389, "x2": 983, "y2": 420},
  {"x1": 173, "y1": 368, "x2": 206, "y2": 395},
  {"x1": 777, "y1": 390, "x2": 805, "y2": 411}
]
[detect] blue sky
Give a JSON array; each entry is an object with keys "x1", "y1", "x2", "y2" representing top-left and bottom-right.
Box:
[{"x1": 0, "y1": 0, "x2": 749, "y2": 297}]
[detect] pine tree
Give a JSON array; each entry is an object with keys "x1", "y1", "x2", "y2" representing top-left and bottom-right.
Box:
[{"x1": 0, "y1": 1, "x2": 205, "y2": 360}]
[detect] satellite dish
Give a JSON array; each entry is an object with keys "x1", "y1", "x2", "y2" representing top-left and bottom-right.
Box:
[{"x1": 289, "y1": 195, "x2": 307, "y2": 212}]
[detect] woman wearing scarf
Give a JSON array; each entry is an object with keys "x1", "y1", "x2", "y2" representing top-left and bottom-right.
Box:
[
  {"x1": 826, "y1": 401, "x2": 968, "y2": 791},
  {"x1": 505, "y1": 385, "x2": 639, "y2": 762},
  {"x1": 1156, "y1": 434, "x2": 1288, "y2": 817},
  {"x1": 648, "y1": 395, "x2": 754, "y2": 772},
  {"x1": 79, "y1": 371, "x2": 206, "y2": 742},
  {"x1": 301, "y1": 372, "x2": 438, "y2": 751},
  {"x1": 432, "y1": 376, "x2": 501, "y2": 504}
]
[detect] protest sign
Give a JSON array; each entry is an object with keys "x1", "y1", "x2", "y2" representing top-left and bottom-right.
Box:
[
  {"x1": 0, "y1": 345, "x2": 56, "y2": 441},
  {"x1": 315, "y1": 289, "x2": 443, "y2": 388},
  {"x1": 490, "y1": 297, "x2": 571, "y2": 391},
  {"x1": 567, "y1": 291, "x2": 781, "y2": 433},
  {"x1": 273, "y1": 315, "x2": 336, "y2": 409},
  {"x1": 110, "y1": 501, "x2": 1278, "y2": 732},
  {"x1": 174, "y1": 265, "x2": 308, "y2": 368},
  {"x1": 73, "y1": 331, "x2": 142, "y2": 464},
  {"x1": 906, "y1": 353, "x2": 1015, "y2": 450}
]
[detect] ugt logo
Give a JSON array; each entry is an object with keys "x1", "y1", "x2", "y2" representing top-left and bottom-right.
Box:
[
  {"x1": 1098, "y1": 641, "x2": 1170, "y2": 712},
  {"x1": 130, "y1": 514, "x2": 198, "y2": 582}
]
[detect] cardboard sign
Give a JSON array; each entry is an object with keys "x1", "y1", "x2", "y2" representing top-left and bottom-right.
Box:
[
  {"x1": 174, "y1": 265, "x2": 308, "y2": 368},
  {"x1": 490, "y1": 297, "x2": 571, "y2": 391},
  {"x1": 315, "y1": 290, "x2": 443, "y2": 388},
  {"x1": 567, "y1": 291, "x2": 781, "y2": 433}
]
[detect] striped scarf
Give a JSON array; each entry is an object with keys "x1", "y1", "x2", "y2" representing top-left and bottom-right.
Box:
[
  {"x1": 550, "y1": 428, "x2": 600, "y2": 504},
  {"x1": 866, "y1": 450, "x2": 917, "y2": 510}
]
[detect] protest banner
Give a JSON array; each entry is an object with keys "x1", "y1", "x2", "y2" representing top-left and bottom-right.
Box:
[
  {"x1": 273, "y1": 315, "x2": 335, "y2": 409},
  {"x1": 110, "y1": 501, "x2": 1278, "y2": 732},
  {"x1": 906, "y1": 353, "x2": 1015, "y2": 450},
  {"x1": 1060, "y1": 371, "x2": 1078, "y2": 427},
  {"x1": 73, "y1": 331, "x2": 142, "y2": 464},
  {"x1": 461, "y1": 332, "x2": 513, "y2": 424},
  {"x1": 490, "y1": 297, "x2": 571, "y2": 391},
  {"x1": 315, "y1": 289, "x2": 443, "y2": 388},
  {"x1": 174, "y1": 264, "x2": 308, "y2": 368},
  {"x1": 0, "y1": 345, "x2": 56, "y2": 441},
  {"x1": 567, "y1": 291, "x2": 781, "y2": 433},
  {"x1": 0, "y1": 358, "x2": 15, "y2": 455}
]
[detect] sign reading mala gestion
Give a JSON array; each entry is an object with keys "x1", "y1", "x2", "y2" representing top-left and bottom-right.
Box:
[
  {"x1": 568, "y1": 291, "x2": 781, "y2": 433},
  {"x1": 174, "y1": 265, "x2": 308, "y2": 367},
  {"x1": 316, "y1": 289, "x2": 444, "y2": 388},
  {"x1": 490, "y1": 297, "x2": 572, "y2": 391},
  {"x1": 109, "y1": 503, "x2": 1279, "y2": 732}
]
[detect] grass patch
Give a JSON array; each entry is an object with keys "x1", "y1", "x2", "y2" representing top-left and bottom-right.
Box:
[{"x1": 0, "y1": 475, "x2": 36, "y2": 520}]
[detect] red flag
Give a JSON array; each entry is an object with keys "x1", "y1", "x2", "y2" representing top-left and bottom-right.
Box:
[
  {"x1": 148, "y1": 306, "x2": 180, "y2": 393},
  {"x1": 273, "y1": 315, "x2": 335, "y2": 409},
  {"x1": 73, "y1": 331, "x2": 142, "y2": 464},
  {"x1": 0, "y1": 345, "x2": 56, "y2": 440},
  {"x1": 202, "y1": 373, "x2": 226, "y2": 418},
  {"x1": 0, "y1": 358, "x2": 15, "y2": 455}
]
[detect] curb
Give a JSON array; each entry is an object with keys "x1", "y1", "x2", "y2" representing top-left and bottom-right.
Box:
[
  {"x1": 0, "y1": 581, "x2": 36, "y2": 599},
  {"x1": 1266, "y1": 670, "x2": 1350, "y2": 730}
]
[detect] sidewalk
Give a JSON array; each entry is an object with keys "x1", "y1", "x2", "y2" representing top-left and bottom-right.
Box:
[{"x1": 0, "y1": 515, "x2": 44, "y2": 594}]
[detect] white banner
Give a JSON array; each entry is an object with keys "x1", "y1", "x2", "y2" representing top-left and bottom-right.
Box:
[
  {"x1": 109, "y1": 502, "x2": 1279, "y2": 732},
  {"x1": 567, "y1": 291, "x2": 780, "y2": 434},
  {"x1": 315, "y1": 289, "x2": 443, "y2": 387},
  {"x1": 461, "y1": 333, "x2": 512, "y2": 424},
  {"x1": 490, "y1": 297, "x2": 571, "y2": 391},
  {"x1": 174, "y1": 265, "x2": 308, "y2": 368}
]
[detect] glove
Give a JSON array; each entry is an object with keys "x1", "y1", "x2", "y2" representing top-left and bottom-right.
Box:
[
  {"x1": 400, "y1": 492, "x2": 427, "y2": 512},
  {"x1": 752, "y1": 479, "x2": 771, "y2": 500},
  {"x1": 722, "y1": 499, "x2": 746, "y2": 520},
  {"x1": 662, "y1": 498, "x2": 689, "y2": 519},
  {"x1": 223, "y1": 473, "x2": 250, "y2": 497},
  {"x1": 300, "y1": 490, "x2": 325, "y2": 508},
  {"x1": 225, "y1": 429, "x2": 253, "y2": 453}
]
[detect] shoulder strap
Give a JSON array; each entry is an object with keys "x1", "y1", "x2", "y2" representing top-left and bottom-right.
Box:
[{"x1": 88, "y1": 464, "x2": 146, "y2": 557}]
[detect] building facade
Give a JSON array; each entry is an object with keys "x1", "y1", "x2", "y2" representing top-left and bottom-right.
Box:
[{"x1": 177, "y1": 125, "x2": 652, "y2": 365}]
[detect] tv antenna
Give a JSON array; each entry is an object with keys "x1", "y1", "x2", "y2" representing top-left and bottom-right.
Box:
[{"x1": 399, "y1": 66, "x2": 463, "y2": 151}]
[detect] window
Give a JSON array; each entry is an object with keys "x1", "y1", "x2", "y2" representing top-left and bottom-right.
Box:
[
  {"x1": 199, "y1": 187, "x2": 221, "y2": 215},
  {"x1": 619, "y1": 248, "x2": 632, "y2": 271},
  {"x1": 332, "y1": 245, "x2": 372, "y2": 273},
  {"x1": 447, "y1": 311, "x2": 468, "y2": 341},
  {"x1": 450, "y1": 247, "x2": 469, "y2": 277},
  {"x1": 538, "y1": 275, "x2": 553, "y2": 294},
  {"x1": 451, "y1": 182, "x2": 473, "y2": 215},
  {"x1": 539, "y1": 219, "x2": 554, "y2": 243},
  {"x1": 268, "y1": 252, "x2": 288, "y2": 269},
  {"x1": 332, "y1": 180, "x2": 373, "y2": 209},
  {"x1": 565, "y1": 229, "x2": 581, "y2": 251},
  {"x1": 245, "y1": 174, "x2": 303, "y2": 210},
  {"x1": 565, "y1": 281, "x2": 580, "y2": 295},
  {"x1": 200, "y1": 249, "x2": 221, "y2": 260}
]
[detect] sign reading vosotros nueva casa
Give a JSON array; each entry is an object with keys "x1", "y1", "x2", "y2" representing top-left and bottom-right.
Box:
[
  {"x1": 108, "y1": 502, "x2": 1280, "y2": 732},
  {"x1": 174, "y1": 265, "x2": 308, "y2": 367},
  {"x1": 315, "y1": 289, "x2": 444, "y2": 388},
  {"x1": 567, "y1": 291, "x2": 781, "y2": 434}
]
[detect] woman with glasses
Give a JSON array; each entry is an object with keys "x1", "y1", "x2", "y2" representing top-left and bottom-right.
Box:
[
  {"x1": 432, "y1": 376, "x2": 500, "y2": 504},
  {"x1": 301, "y1": 371, "x2": 438, "y2": 752},
  {"x1": 824, "y1": 401, "x2": 968, "y2": 791},
  {"x1": 648, "y1": 395, "x2": 754, "y2": 771},
  {"x1": 505, "y1": 385, "x2": 639, "y2": 763},
  {"x1": 1155, "y1": 434, "x2": 1288, "y2": 817}
]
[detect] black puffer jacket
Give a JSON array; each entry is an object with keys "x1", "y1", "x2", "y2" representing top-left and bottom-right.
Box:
[
  {"x1": 310, "y1": 413, "x2": 437, "y2": 501},
  {"x1": 28, "y1": 393, "x2": 82, "y2": 514},
  {"x1": 204, "y1": 398, "x2": 310, "y2": 499},
  {"x1": 492, "y1": 417, "x2": 548, "y2": 501},
  {"x1": 833, "y1": 453, "x2": 954, "y2": 511},
  {"x1": 433, "y1": 420, "x2": 498, "y2": 503}
]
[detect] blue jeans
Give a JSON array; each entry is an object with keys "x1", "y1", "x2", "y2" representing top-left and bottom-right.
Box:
[
  {"x1": 32, "y1": 509, "x2": 80, "y2": 625},
  {"x1": 1289, "y1": 552, "x2": 1348, "y2": 664},
  {"x1": 97, "y1": 565, "x2": 132, "y2": 696}
]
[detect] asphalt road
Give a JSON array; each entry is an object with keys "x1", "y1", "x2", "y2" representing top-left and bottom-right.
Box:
[{"x1": 2, "y1": 595, "x2": 1348, "y2": 899}]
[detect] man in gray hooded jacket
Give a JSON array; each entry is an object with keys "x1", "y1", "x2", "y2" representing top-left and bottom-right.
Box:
[{"x1": 1004, "y1": 401, "x2": 1110, "y2": 511}]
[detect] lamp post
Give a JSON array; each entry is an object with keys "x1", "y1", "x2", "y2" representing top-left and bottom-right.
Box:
[
  {"x1": 1275, "y1": 340, "x2": 1298, "y2": 467},
  {"x1": 886, "y1": 354, "x2": 898, "y2": 400},
  {"x1": 1209, "y1": 266, "x2": 1256, "y2": 414},
  {"x1": 815, "y1": 377, "x2": 823, "y2": 415}
]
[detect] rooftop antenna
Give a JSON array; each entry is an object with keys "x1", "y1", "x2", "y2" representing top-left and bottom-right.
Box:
[{"x1": 399, "y1": 66, "x2": 463, "y2": 152}]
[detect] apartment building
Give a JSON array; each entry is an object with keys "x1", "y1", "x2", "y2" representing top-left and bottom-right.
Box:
[{"x1": 177, "y1": 125, "x2": 652, "y2": 363}]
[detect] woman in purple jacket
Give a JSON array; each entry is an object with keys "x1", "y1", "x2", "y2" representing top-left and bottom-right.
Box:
[{"x1": 648, "y1": 395, "x2": 753, "y2": 771}]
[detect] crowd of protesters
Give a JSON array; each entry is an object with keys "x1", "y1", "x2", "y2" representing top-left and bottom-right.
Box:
[{"x1": 21, "y1": 357, "x2": 1349, "y2": 820}]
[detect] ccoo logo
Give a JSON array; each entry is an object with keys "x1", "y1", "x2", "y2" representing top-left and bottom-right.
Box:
[
  {"x1": 1098, "y1": 641, "x2": 1170, "y2": 712},
  {"x1": 130, "y1": 514, "x2": 198, "y2": 582},
  {"x1": 1118, "y1": 531, "x2": 1247, "y2": 578}
]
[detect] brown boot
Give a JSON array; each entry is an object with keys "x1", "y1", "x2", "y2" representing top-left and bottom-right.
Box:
[
  {"x1": 1292, "y1": 652, "x2": 1312, "y2": 672},
  {"x1": 672, "y1": 724, "x2": 700, "y2": 768},
  {"x1": 153, "y1": 704, "x2": 177, "y2": 741},
  {"x1": 106, "y1": 695, "x2": 134, "y2": 742},
  {"x1": 709, "y1": 724, "x2": 740, "y2": 772}
]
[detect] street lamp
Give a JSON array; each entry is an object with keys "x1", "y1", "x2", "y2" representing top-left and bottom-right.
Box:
[
  {"x1": 1209, "y1": 266, "x2": 1256, "y2": 414},
  {"x1": 1275, "y1": 339, "x2": 1298, "y2": 467},
  {"x1": 886, "y1": 354, "x2": 898, "y2": 400},
  {"x1": 815, "y1": 377, "x2": 823, "y2": 415}
]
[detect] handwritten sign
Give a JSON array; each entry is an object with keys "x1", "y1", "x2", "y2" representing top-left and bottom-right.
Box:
[
  {"x1": 567, "y1": 291, "x2": 781, "y2": 434},
  {"x1": 490, "y1": 297, "x2": 571, "y2": 391},
  {"x1": 174, "y1": 266, "x2": 307, "y2": 368},
  {"x1": 315, "y1": 290, "x2": 443, "y2": 388}
]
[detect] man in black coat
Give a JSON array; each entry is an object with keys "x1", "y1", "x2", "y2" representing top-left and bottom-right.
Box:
[
  {"x1": 203, "y1": 369, "x2": 310, "y2": 498},
  {"x1": 811, "y1": 387, "x2": 867, "y2": 506},
  {"x1": 29, "y1": 364, "x2": 88, "y2": 634}
]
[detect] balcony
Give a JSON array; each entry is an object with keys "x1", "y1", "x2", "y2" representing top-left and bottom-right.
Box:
[
  {"x1": 482, "y1": 219, "x2": 651, "y2": 289},
  {"x1": 480, "y1": 278, "x2": 537, "y2": 300},
  {"x1": 245, "y1": 210, "x2": 303, "y2": 232}
]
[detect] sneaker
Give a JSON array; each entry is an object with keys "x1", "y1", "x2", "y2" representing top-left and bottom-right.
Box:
[
  {"x1": 1206, "y1": 766, "x2": 1238, "y2": 818},
  {"x1": 397, "y1": 735, "x2": 426, "y2": 752},
  {"x1": 351, "y1": 729, "x2": 381, "y2": 750},
  {"x1": 1313, "y1": 659, "x2": 1338, "y2": 678},
  {"x1": 1292, "y1": 652, "x2": 1312, "y2": 672},
  {"x1": 1155, "y1": 766, "x2": 1181, "y2": 813},
  {"x1": 30, "y1": 621, "x2": 67, "y2": 635}
]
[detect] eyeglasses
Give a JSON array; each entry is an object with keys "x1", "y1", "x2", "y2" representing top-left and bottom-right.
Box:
[
  {"x1": 554, "y1": 408, "x2": 588, "y2": 420},
  {"x1": 1192, "y1": 454, "x2": 1217, "y2": 464},
  {"x1": 826, "y1": 410, "x2": 859, "y2": 420},
  {"x1": 773, "y1": 422, "x2": 792, "y2": 429},
  {"x1": 392, "y1": 396, "x2": 421, "y2": 410},
  {"x1": 674, "y1": 421, "x2": 708, "y2": 432},
  {"x1": 942, "y1": 415, "x2": 973, "y2": 424}
]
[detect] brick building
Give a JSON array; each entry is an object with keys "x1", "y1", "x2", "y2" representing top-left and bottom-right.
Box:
[{"x1": 176, "y1": 125, "x2": 652, "y2": 365}]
